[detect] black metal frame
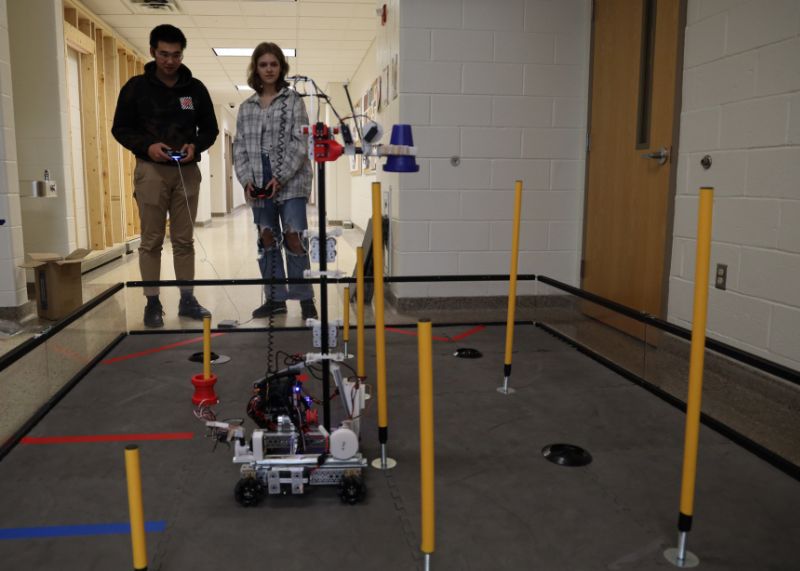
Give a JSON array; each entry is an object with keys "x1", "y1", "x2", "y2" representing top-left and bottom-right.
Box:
[
  {"x1": 538, "y1": 275, "x2": 800, "y2": 387},
  {"x1": 0, "y1": 283, "x2": 124, "y2": 372},
  {"x1": 0, "y1": 332, "x2": 126, "y2": 462},
  {"x1": 3, "y1": 273, "x2": 798, "y2": 478},
  {"x1": 537, "y1": 322, "x2": 800, "y2": 482}
]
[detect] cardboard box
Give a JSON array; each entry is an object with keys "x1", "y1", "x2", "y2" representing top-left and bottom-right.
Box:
[{"x1": 19, "y1": 249, "x2": 90, "y2": 320}]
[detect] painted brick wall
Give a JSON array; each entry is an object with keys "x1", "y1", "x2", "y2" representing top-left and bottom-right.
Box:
[
  {"x1": 395, "y1": 0, "x2": 591, "y2": 299},
  {"x1": 670, "y1": 0, "x2": 800, "y2": 370},
  {"x1": 0, "y1": 0, "x2": 26, "y2": 308}
]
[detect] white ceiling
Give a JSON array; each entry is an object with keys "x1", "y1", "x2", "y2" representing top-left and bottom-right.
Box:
[{"x1": 79, "y1": 0, "x2": 378, "y2": 106}]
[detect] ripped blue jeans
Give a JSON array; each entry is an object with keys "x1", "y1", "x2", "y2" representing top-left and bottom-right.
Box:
[{"x1": 253, "y1": 197, "x2": 313, "y2": 302}]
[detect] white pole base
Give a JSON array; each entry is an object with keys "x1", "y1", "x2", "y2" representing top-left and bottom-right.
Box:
[
  {"x1": 370, "y1": 457, "x2": 397, "y2": 470},
  {"x1": 664, "y1": 547, "x2": 699, "y2": 568}
]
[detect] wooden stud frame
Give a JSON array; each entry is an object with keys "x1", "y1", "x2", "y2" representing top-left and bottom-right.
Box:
[{"x1": 63, "y1": 0, "x2": 146, "y2": 248}]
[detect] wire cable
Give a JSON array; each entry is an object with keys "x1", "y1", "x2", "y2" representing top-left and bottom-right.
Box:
[{"x1": 174, "y1": 159, "x2": 242, "y2": 324}]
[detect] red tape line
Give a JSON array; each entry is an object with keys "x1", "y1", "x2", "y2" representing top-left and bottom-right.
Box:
[
  {"x1": 385, "y1": 324, "x2": 485, "y2": 342},
  {"x1": 21, "y1": 432, "x2": 195, "y2": 445},
  {"x1": 102, "y1": 333, "x2": 225, "y2": 365}
]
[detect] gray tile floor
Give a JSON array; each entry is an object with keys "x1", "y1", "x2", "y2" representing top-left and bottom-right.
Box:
[{"x1": 1, "y1": 325, "x2": 798, "y2": 570}]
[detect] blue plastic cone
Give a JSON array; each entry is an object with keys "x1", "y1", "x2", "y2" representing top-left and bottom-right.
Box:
[{"x1": 383, "y1": 124, "x2": 420, "y2": 172}]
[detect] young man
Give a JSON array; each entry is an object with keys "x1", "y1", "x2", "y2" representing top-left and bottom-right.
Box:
[{"x1": 112, "y1": 24, "x2": 219, "y2": 328}]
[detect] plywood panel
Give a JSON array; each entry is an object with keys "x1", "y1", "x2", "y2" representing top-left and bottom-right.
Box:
[
  {"x1": 79, "y1": 18, "x2": 106, "y2": 249},
  {"x1": 103, "y1": 34, "x2": 124, "y2": 244},
  {"x1": 119, "y1": 49, "x2": 136, "y2": 239},
  {"x1": 64, "y1": 21, "x2": 94, "y2": 54},
  {"x1": 95, "y1": 29, "x2": 114, "y2": 247},
  {"x1": 128, "y1": 54, "x2": 141, "y2": 236}
]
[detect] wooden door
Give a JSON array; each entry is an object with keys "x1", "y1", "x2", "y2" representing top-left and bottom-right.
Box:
[{"x1": 582, "y1": 0, "x2": 684, "y2": 330}]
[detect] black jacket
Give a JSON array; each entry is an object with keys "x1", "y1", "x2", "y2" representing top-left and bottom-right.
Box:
[{"x1": 112, "y1": 61, "x2": 219, "y2": 163}]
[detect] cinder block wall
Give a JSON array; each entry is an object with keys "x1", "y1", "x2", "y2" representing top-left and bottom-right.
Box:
[
  {"x1": 0, "y1": 0, "x2": 26, "y2": 308},
  {"x1": 669, "y1": 0, "x2": 800, "y2": 370},
  {"x1": 395, "y1": 0, "x2": 591, "y2": 299}
]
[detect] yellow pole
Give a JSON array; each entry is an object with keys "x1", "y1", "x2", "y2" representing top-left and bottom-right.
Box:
[
  {"x1": 343, "y1": 286, "x2": 351, "y2": 355},
  {"x1": 124, "y1": 445, "x2": 148, "y2": 571},
  {"x1": 370, "y1": 182, "x2": 395, "y2": 469},
  {"x1": 356, "y1": 247, "x2": 366, "y2": 378},
  {"x1": 202, "y1": 315, "x2": 211, "y2": 380},
  {"x1": 418, "y1": 319, "x2": 435, "y2": 563},
  {"x1": 668, "y1": 187, "x2": 714, "y2": 567},
  {"x1": 499, "y1": 180, "x2": 523, "y2": 395}
]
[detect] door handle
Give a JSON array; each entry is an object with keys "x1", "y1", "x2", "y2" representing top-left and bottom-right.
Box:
[{"x1": 640, "y1": 147, "x2": 669, "y2": 165}]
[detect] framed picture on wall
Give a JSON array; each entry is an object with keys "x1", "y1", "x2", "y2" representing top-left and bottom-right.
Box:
[
  {"x1": 390, "y1": 54, "x2": 398, "y2": 100},
  {"x1": 349, "y1": 103, "x2": 362, "y2": 176},
  {"x1": 362, "y1": 92, "x2": 370, "y2": 122},
  {"x1": 381, "y1": 65, "x2": 390, "y2": 109}
]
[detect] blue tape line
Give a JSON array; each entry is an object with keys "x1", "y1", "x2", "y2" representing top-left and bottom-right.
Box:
[{"x1": 0, "y1": 520, "x2": 166, "y2": 540}]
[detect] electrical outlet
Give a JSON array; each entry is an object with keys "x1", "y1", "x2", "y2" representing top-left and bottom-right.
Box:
[
  {"x1": 382, "y1": 186, "x2": 391, "y2": 217},
  {"x1": 715, "y1": 264, "x2": 727, "y2": 290}
]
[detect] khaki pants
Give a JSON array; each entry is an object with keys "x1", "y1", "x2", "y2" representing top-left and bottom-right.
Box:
[{"x1": 133, "y1": 160, "x2": 201, "y2": 296}]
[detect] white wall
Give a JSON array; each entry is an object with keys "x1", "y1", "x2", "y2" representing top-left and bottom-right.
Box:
[
  {"x1": 9, "y1": 0, "x2": 73, "y2": 256},
  {"x1": 208, "y1": 104, "x2": 225, "y2": 215},
  {"x1": 196, "y1": 154, "x2": 211, "y2": 224},
  {"x1": 346, "y1": 38, "x2": 380, "y2": 230},
  {"x1": 0, "y1": 0, "x2": 26, "y2": 308},
  {"x1": 669, "y1": 0, "x2": 800, "y2": 371},
  {"x1": 376, "y1": 0, "x2": 400, "y2": 276},
  {"x1": 395, "y1": 0, "x2": 591, "y2": 299},
  {"x1": 209, "y1": 104, "x2": 244, "y2": 216},
  {"x1": 323, "y1": 82, "x2": 353, "y2": 224}
]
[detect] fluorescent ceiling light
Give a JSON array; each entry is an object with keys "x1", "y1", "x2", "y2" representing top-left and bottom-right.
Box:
[
  {"x1": 236, "y1": 85, "x2": 254, "y2": 91},
  {"x1": 214, "y1": 47, "x2": 296, "y2": 57}
]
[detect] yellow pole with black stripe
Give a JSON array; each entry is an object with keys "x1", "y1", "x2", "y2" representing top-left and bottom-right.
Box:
[
  {"x1": 343, "y1": 286, "x2": 351, "y2": 356},
  {"x1": 499, "y1": 180, "x2": 523, "y2": 395},
  {"x1": 124, "y1": 445, "x2": 148, "y2": 571},
  {"x1": 356, "y1": 247, "x2": 366, "y2": 378},
  {"x1": 202, "y1": 315, "x2": 211, "y2": 380},
  {"x1": 370, "y1": 182, "x2": 396, "y2": 470},
  {"x1": 418, "y1": 319, "x2": 436, "y2": 569},
  {"x1": 665, "y1": 187, "x2": 714, "y2": 568}
]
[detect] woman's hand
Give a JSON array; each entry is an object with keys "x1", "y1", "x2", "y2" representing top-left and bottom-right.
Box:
[{"x1": 265, "y1": 178, "x2": 281, "y2": 199}]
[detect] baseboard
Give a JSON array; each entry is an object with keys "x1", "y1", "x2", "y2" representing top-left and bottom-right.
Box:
[
  {"x1": 81, "y1": 245, "x2": 126, "y2": 275},
  {"x1": 385, "y1": 292, "x2": 542, "y2": 312},
  {"x1": 126, "y1": 237, "x2": 141, "y2": 254},
  {"x1": 0, "y1": 300, "x2": 36, "y2": 322}
]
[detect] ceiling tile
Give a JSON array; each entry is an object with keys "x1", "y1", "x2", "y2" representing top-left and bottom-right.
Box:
[{"x1": 72, "y1": 0, "x2": 376, "y2": 105}]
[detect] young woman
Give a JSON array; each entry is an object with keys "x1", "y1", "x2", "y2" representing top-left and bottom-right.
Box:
[{"x1": 233, "y1": 42, "x2": 317, "y2": 320}]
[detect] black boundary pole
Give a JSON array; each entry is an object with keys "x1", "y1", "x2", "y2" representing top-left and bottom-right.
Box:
[{"x1": 317, "y1": 150, "x2": 331, "y2": 432}]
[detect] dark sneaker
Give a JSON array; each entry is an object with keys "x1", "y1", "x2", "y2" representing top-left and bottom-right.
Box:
[
  {"x1": 252, "y1": 300, "x2": 287, "y2": 318},
  {"x1": 301, "y1": 299, "x2": 318, "y2": 320},
  {"x1": 178, "y1": 295, "x2": 211, "y2": 320},
  {"x1": 143, "y1": 300, "x2": 164, "y2": 328}
]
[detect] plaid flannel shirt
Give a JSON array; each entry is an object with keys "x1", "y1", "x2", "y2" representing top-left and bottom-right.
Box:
[{"x1": 233, "y1": 87, "x2": 312, "y2": 205}]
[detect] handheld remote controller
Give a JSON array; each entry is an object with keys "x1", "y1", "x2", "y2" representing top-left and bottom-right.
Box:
[{"x1": 165, "y1": 148, "x2": 187, "y2": 161}]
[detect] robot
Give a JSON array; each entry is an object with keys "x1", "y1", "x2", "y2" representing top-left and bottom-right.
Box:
[{"x1": 205, "y1": 356, "x2": 368, "y2": 506}]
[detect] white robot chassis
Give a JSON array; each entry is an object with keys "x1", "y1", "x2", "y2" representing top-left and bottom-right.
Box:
[{"x1": 206, "y1": 359, "x2": 368, "y2": 507}]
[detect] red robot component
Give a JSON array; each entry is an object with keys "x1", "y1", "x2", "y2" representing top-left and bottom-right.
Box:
[{"x1": 302, "y1": 122, "x2": 343, "y2": 163}]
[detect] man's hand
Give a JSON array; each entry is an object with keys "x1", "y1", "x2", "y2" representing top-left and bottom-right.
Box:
[
  {"x1": 147, "y1": 142, "x2": 172, "y2": 162},
  {"x1": 179, "y1": 144, "x2": 196, "y2": 163},
  {"x1": 244, "y1": 182, "x2": 255, "y2": 204}
]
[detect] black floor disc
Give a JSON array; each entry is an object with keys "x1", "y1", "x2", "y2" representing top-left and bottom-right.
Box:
[
  {"x1": 453, "y1": 347, "x2": 482, "y2": 359},
  {"x1": 542, "y1": 443, "x2": 592, "y2": 467},
  {"x1": 189, "y1": 351, "x2": 219, "y2": 363}
]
